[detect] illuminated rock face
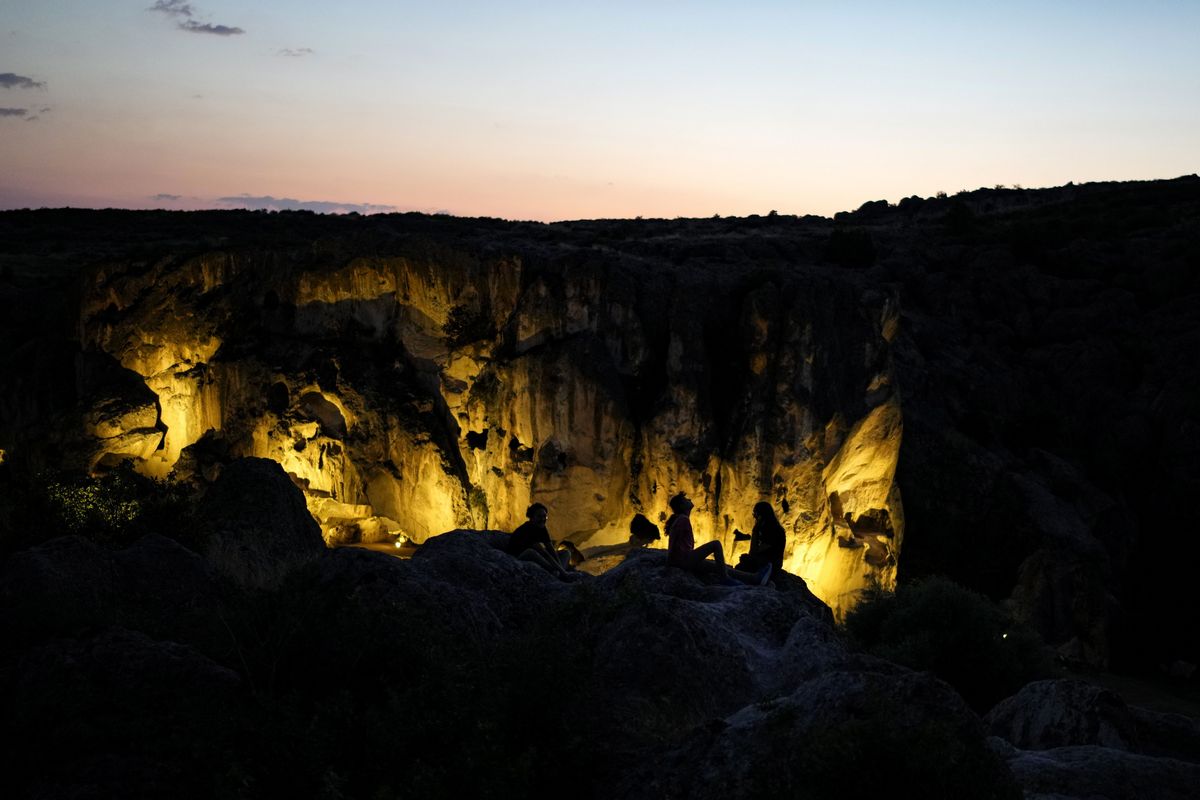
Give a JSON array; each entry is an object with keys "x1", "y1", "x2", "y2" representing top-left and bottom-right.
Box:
[{"x1": 76, "y1": 243, "x2": 903, "y2": 615}]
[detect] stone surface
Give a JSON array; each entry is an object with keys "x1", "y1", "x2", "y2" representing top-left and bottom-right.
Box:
[
  {"x1": 985, "y1": 678, "x2": 1140, "y2": 751},
  {"x1": 1001, "y1": 744, "x2": 1200, "y2": 800},
  {"x1": 629, "y1": 669, "x2": 1021, "y2": 800},
  {"x1": 194, "y1": 456, "x2": 327, "y2": 587},
  {"x1": 1, "y1": 177, "x2": 1199, "y2": 667},
  {"x1": 49, "y1": 219, "x2": 908, "y2": 616}
]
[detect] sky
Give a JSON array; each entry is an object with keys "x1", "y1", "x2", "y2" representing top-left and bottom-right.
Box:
[{"x1": 1, "y1": 1, "x2": 1197, "y2": 221}]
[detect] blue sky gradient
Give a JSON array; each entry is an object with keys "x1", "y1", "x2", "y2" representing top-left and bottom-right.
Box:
[{"x1": 2, "y1": 1, "x2": 1197, "y2": 219}]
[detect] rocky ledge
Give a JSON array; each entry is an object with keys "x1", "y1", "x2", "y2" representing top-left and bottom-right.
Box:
[{"x1": 2, "y1": 458, "x2": 1196, "y2": 798}]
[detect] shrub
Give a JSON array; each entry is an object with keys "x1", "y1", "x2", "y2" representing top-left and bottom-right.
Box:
[
  {"x1": 442, "y1": 303, "x2": 493, "y2": 347},
  {"x1": 0, "y1": 460, "x2": 194, "y2": 554},
  {"x1": 845, "y1": 576, "x2": 1056, "y2": 712}
]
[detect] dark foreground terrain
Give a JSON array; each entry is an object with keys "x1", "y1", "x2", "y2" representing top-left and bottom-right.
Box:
[
  {"x1": 3, "y1": 458, "x2": 1198, "y2": 798},
  {"x1": 1, "y1": 177, "x2": 1199, "y2": 796}
]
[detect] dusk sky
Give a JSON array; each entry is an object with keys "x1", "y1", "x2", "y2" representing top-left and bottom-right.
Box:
[{"x1": 2, "y1": 1, "x2": 1197, "y2": 220}]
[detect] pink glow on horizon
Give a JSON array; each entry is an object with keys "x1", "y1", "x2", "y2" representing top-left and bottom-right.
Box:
[{"x1": 2, "y1": 2, "x2": 1197, "y2": 221}]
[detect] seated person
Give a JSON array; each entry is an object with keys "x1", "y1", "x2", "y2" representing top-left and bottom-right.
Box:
[
  {"x1": 665, "y1": 492, "x2": 771, "y2": 586},
  {"x1": 507, "y1": 503, "x2": 579, "y2": 580},
  {"x1": 735, "y1": 501, "x2": 786, "y2": 574},
  {"x1": 581, "y1": 513, "x2": 661, "y2": 563}
]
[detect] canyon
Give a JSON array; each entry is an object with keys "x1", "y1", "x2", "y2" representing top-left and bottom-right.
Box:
[{"x1": 2, "y1": 175, "x2": 1198, "y2": 672}]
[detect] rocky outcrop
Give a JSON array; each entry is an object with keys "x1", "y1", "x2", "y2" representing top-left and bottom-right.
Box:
[
  {"x1": 0, "y1": 523, "x2": 1007, "y2": 797},
  {"x1": 194, "y1": 456, "x2": 327, "y2": 587},
  {"x1": 984, "y1": 679, "x2": 1141, "y2": 751},
  {"x1": 996, "y1": 741, "x2": 1200, "y2": 800},
  {"x1": 635, "y1": 670, "x2": 1021, "y2": 800},
  {"x1": 984, "y1": 678, "x2": 1200, "y2": 800},
  {"x1": 2, "y1": 176, "x2": 1198, "y2": 666},
  {"x1": 52, "y1": 222, "x2": 907, "y2": 617}
]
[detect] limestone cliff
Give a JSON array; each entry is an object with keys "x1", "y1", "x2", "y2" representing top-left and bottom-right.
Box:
[
  {"x1": 4, "y1": 175, "x2": 1197, "y2": 667},
  {"x1": 65, "y1": 230, "x2": 903, "y2": 616}
]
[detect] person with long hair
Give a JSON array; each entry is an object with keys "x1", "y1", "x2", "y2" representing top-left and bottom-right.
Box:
[
  {"x1": 665, "y1": 492, "x2": 771, "y2": 586},
  {"x1": 736, "y1": 501, "x2": 786, "y2": 574}
]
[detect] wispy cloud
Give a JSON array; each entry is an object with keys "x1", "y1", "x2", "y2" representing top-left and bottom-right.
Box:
[
  {"x1": 179, "y1": 21, "x2": 244, "y2": 36},
  {"x1": 0, "y1": 107, "x2": 27, "y2": 117},
  {"x1": 0, "y1": 72, "x2": 45, "y2": 90},
  {"x1": 152, "y1": 193, "x2": 182, "y2": 202},
  {"x1": 217, "y1": 194, "x2": 398, "y2": 215},
  {"x1": 149, "y1": 0, "x2": 195, "y2": 18},
  {"x1": 277, "y1": 48, "x2": 314, "y2": 57},
  {"x1": 150, "y1": 1, "x2": 244, "y2": 36}
]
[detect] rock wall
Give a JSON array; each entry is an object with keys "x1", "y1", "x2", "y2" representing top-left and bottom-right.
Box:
[
  {"x1": 69, "y1": 238, "x2": 904, "y2": 615},
  {"x1": 3, "y1": 176, "x2": 1197, "y2": 670}
]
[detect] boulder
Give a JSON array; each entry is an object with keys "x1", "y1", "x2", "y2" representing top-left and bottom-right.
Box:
[
  {"x1": 985, "y1": 679, "x2": 1200, "y2": 799},
  {"x1": 0, "y1": 532, "x2": 227, "y2": 651},
  {"x1": 984, "y1": 678, "x2": 1140, "y2": 751},
  {"x1": 1001, "y1": 744, "x2": 1200, "y2": 800},
  {"x1": 194, "y1": 456, "x2": 326, "y2": 587},
  {"x1": 7, "y1": 626, "x2": 241, "y2": 800},
  {"x1": 1129, "y1": 706, "x2": 1200, "y2": 763},
  {"x1": 626, "y1": 669, "x2": 1021, "y2": 800}
]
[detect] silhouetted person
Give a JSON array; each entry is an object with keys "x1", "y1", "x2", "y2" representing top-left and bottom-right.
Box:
[
  {"x1": 735, "y1": 501, "x2": 786, "y2": 574},
  {"x1": 665, "y1": 492, "x2": 770, "y2": 586},
  {"x1": 580, "y1": 513, "x2": 661, "y2": 562},
  {"x1": 629, "y1": 513, "x2": 661, "y2": 543},
  {"x1": 507, "y1": 503, "x2": 579, "y2": 580}
]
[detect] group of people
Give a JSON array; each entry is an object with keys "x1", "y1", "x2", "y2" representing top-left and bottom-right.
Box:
[{"x1": 505, "y1": 492, "x2": 786, "y2": 587}]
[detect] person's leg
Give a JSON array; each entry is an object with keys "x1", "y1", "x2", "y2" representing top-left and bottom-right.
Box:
[
  {"x1": 519, "y1": 548, "x2": 560, "y2": 575},
  {"x1": 727, "y1": 562, "x2": 773, "y2": 585},
  {"x1": 687, "y1": 541, "x2": 731, "y2": 582},
  {"x1": 691, "y1": 540, "x2": 726, "y2": 567}
]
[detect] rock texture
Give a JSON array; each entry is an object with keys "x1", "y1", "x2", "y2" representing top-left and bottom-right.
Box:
[
  {"x1": 3, "y1": 211, "x2": 908, "y2": 617},
  {"x1": 2, "y1": 176, "x2": 1199, "y2": 668},
  {"x1": 0, "y1": 511, "x2": 1020, "y2": 798},
  {"x1": 985, "y1": 679, "x2": 1142, "y2": 751},
  {"x1": 985, "y1": 678, "x2": 1200, "y2": 800}
]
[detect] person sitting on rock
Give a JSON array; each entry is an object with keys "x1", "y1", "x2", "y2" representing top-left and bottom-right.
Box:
[
  {"x1": 506, "y1": 503, "x2": 580, "y2": 580},
  {"x1": 665, "y1": 492, "x2": 771, "y2": 586},
  {"x1": 580, "y1": 512, "x2": 662, "y2": 563},
  {"x1": 734, "y1": 501, "x2": 786, "y2": 575}
]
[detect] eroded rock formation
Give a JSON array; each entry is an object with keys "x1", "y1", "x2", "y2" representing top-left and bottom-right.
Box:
[
  {"x1": 3, "y1": 175, "x2": 1198, "y2": 668},
  {"x1": 58, "y1": 227, "x2": 905, "y2": 615}
]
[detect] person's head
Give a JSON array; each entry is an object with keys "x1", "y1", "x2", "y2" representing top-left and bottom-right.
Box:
[
  {"x1": 668, "y1": 492, "x2": 693, "y2": 515},
  {"x1": 753, "y1": 501, "x2": 778, "y2": 524},
  {"x1": 526, "y1": 503, "x2": 548, "y2": 525},
  {"x1": 629, "y1": 513, "x2": 661, "y2": 543}
]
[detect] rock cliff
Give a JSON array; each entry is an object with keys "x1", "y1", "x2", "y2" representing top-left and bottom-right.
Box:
[
  {"x1": 4, "y1": 212, "x2": 905, "y2": 617},
  {"x1": 2, "y1": 175, "x2": 1199, "y2": 670}
]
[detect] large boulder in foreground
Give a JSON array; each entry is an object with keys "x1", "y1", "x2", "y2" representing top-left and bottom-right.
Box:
[
  {"x1": 984, "y1": 678, "x2": 1200, "y2": 800},
  {"x1": 0, "y1": 532, "x2": 225, "y2": 648},
  {"x1": 8, "y1": 626, "x2": 241, "y2": 800},
  {"x1": 994, "y1": 740, "x2": 1200, "y2": 800},
  {"x1": 194, "y1": 456, "x2": 325, "y2": 586},
  {"x1": 985, "y1": 678, "x2": 1140, "y2": 751},
  {"x1": 625, "y1": 669, "x2": 1021, "y2": 800}
]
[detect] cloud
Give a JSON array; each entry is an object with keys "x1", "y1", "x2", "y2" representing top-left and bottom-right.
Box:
[
  {"x1": 179, "y1": 20, "x2": 244, "y2": 36},
  {"x1": 152, "y1": 193, "x2": 182, "y2": 202},
  {"x1": 0, "y1": 107, "x2": 27, "y2": 117},
  {"x1": 277, "y1": 48, "x2": 314, "y2": 57},
  {"x1": 149, "y1": 0, "x2": 194, "y2": 18},
  {"x1": 0, "y1": 72, "x2": 45, "y2": 90},
  {"x1": 217, "y1": 194, "x2": 399, "y2": 215},
  {"x1": 150, "y1": 1, "x2": 244, "y2": 36}
]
